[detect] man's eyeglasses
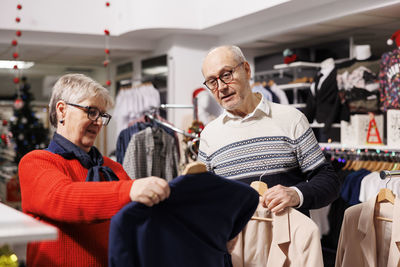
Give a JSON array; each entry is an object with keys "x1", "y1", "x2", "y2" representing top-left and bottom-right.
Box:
[
  {"x1": 66, "y1": 102, "x2": 112, "y2": 126},
  {"x1": 203, "y1": 62, "x2": 244, "y2": 92}
]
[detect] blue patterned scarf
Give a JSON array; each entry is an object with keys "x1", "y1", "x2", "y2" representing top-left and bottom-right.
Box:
[{"x1": 47, "y1": 132, "x2": 119, "y2": 182}]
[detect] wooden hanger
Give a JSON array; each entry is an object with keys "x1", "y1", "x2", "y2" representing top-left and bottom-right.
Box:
[
  {"x1": 182, "y1": 162, "x2": 207, "y2": 175},
  {"x1": 375, "y1": 175, "x2": 395, "y2": 222},
  {"x1": 250, "y1": 181, "x2": 273, "y2": 222}
]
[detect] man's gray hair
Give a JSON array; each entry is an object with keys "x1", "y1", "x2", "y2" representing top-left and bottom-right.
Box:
[
  {"x1": 206, "y1": 45, "x2": 247, "y2": 63},
  {"x1": 48, "y1": 73, "x2": 114, "y2": 128}
]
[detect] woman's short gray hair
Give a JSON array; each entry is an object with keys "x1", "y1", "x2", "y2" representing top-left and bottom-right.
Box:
[{"x1": 48, "y1": 73, "x2": 114, "y2": 128}]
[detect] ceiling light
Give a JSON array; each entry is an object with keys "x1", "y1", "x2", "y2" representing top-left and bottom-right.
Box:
[{"x1": 0, "y1": 60, "x2": 35, "y2": 69}]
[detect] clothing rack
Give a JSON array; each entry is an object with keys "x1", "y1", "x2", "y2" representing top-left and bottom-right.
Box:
[
  {"x1": 145, "y1": 113, "x2": 197, "y2": 139},
  {"x1": 380, "y1": 170, "x2": 400, "y2": 179},
  {"x1": 159, "y1": 102, "x2": 197, "y2": 122}
]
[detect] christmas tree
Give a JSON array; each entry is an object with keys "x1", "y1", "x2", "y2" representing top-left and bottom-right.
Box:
[{"x1": 9, "y1": 77, "x2": 49, "y2": 163}]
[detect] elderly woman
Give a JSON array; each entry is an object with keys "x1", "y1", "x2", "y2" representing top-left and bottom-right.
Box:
[{"x1": 18, "y1": 73, "x2": 170, "y2": 267}]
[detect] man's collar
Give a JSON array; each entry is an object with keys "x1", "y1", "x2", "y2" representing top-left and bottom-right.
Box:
[{"x1": 223, "y1": 93, "x2": 270, "y2": 122}]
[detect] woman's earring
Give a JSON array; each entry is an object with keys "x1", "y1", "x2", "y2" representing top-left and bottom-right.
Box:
[{"x1": 59, "y1": 119, "x2": 64, "y2": 124}]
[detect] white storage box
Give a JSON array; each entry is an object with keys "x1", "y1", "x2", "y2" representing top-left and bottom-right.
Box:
[
  {"x1": 387, "y1": 109, "x2": 400, "y2": 148},
  {"x1": 341, "y1": 114, "x2": 384, "y2": 146}
]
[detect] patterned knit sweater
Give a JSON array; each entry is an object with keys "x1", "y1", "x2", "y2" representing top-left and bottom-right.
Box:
[
  {"x1": 198, "y1": 97, "x2": 340, "y2": 211},
  {"x1": 18, "y1": 150, "x2": 134, "y2": 267}
]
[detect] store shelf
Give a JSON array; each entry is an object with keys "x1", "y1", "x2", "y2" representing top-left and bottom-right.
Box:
[
  {"x1": 310, "y1": 121, "x2": 341, "y2": 128},
  {"x1": 275, "y1": 83, "x2": 311, "y2": 90},
  {"x1": 273, "y1": 61, "x2": 321, "y2": 70},
  {"x1": 0, "y1": 203, "x2": 57, "y2": 245},
  {"x1": 319, "y1": 142, "x2": 400, "y2": 152}
]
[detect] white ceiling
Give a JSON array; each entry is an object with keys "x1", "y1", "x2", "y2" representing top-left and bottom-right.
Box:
[{"x1": 0, "y1": 1, "x2": 399, "y2": 69}]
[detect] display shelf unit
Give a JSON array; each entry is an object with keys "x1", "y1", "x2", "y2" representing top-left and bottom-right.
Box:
[
  {"x1": 273, "y1": 61, "x2": 321, "y2": 70},
  {"x1": 274, "y1": 83, "x2": 312, "y2": 91},
  {"x1": 310, "y1": 121, "x2": 341, "y2": 128},
  {"x1": 0, "y1": 203, "x2": 57, "y2": 245}
]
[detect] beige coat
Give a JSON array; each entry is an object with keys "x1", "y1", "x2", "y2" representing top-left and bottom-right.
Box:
[
  {"x1": 335, "y1": 196, "x2": 400, "y2": 267},
  {"x1": 231, "y1": 205, "x2": 323, "y2": 267}
]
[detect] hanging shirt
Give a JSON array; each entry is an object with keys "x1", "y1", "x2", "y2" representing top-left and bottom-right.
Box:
[
  {"x1": 123, "y1": 127, "x2": 179, "y2": 181},
  {"x1": 108, "y1": 172, "x2": 259, "y2": 267},
  {"x1": 340, "y1": 169, "x2": 371, "y2": 206},
  {"x1": 335, "y1": 196, "x2": 400, "y2": 267},
  {"x1": 359, "y1": 172, "x2": 400, "y2": 203},
  {"x1": 231, "y1": 204, "x2": 323, "y2": 267}
]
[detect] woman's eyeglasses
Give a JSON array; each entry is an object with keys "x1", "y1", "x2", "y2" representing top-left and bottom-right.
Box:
[{"x1": 66, "y1": 102, "x2": 112, "y2": 126}]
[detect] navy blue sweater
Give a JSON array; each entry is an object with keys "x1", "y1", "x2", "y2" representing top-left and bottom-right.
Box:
[{"x1": 109, "y1": 172, "x2": 259, "y2": 267}]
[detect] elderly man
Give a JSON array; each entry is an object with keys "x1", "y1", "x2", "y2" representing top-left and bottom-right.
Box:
[{"x1": 198, "y1": 45, "x2": 340, "y2": 215}]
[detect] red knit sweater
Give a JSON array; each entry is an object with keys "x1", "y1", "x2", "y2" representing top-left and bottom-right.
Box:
[{"x1": 18, "y1": 150, "x2": 134, "y2": 267}]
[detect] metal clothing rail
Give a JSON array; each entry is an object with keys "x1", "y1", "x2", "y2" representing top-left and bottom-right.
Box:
[
  {"x1": 160, "y1": 104, "x2": 194, "y2": 109},
  {"x1": 380, "y1": 170, "x2": 400, "y2": 180},
  {"x1": 145, "y1": 113, "x2": 197, "y2": 139}
]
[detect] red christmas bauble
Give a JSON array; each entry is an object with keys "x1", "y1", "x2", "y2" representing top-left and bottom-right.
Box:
[
  {"x1": 17, "y1": 4, "x2": 22, "y2": 10},
  {"x1": 103, "y1": 60, "x2": 109, "y2": 67},
  {"x1": 15, "y1": 17, "x2": 21, "y2": 23},
  {"x1": 104, "y1": 29, "x2": 110, "y2": 35},
  {"x1": 14, "y1": 98, "x2": 24, "y2": 110},
  {"x1": 104, "y1": 49, "x2": 110, "y2": 54},
  {"x1": 13, "y1": 65, "x2": 18, "y2": 69},
  {"x1": 12, "y1": 39, "x2": 18, "y2": 46},
  {"x1": 106, "y1": 80, "x2": 111, "y2": 86},
  {"x1": 13, "y1": 52, "x2": 19, "y2": 59},
  {"x1": 13, "y1": 77, "x2": 20, "y2": 84},
  {"x1": 2, "y1": 120, "x2": 7, "y2": 126},
  {"x1": 16, "y1": 30, "x2": 22, "y2": 37},
  {"x1": 106, "y1": 2, "x2": 110, "y2": 6}
]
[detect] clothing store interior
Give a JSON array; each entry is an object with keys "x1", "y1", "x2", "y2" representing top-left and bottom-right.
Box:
[{"x1": 1, "y1": 0, "x2": 400, "y2": 266}]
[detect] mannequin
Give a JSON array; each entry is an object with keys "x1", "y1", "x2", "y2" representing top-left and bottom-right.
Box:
[{"x1": 354, "y1": 45, "x2": 371, "y2": 60}]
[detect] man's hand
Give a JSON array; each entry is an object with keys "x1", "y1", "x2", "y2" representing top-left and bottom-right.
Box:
[{"x1": 261, "y1": 185, "x2": 300, "y2": 213}]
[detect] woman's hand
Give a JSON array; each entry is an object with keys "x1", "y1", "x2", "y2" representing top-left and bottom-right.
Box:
[{"x1": 129, "y1": 176, "x2": 170, "y2": 207}]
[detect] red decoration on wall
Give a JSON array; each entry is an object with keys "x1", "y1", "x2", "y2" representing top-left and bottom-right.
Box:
[
  {"x1": 15, "y1": 17, "x2": 21, "y2": 23},
  {"x1": 366, "y1": 113, "x2": 383, "y2": 144},
  {"x1": 13, "y1": 77, "x2": 20, "y2": 84},
  {"x1": 104, "y1": 29, "x2": 110, "y2": 35},
  {"x1": 106, "y1": 2, "x2": 110, "y2": 6},
  {"x1": 16, "y1": 30, "x2": 21, "y2": 37},
  {"x1": 104, "y1": 48, "x2": 110, "y2": 54},
  {"x1": 106, "y1": 80, "x2": 111, "y2": 86},
  {"x1": 17, "y1": 4, "x2": 22, "y2": 10},
  {"x1": 12, "y1": 39, "x2": 18, "y2": 46},
  {"x1": 13, "y1": 65, "x2": 18, "y2": 70},
  {"x1": 13, "y1": 52, "x2": 19, "y2": 59}
]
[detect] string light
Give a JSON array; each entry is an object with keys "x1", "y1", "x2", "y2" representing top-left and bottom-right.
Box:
[
  {"x1": 13, "y1": 2, "x2": 23, "y2": 96},
  {"x1": 104, "y1": 1, "x2": 111, "y2": 87}
]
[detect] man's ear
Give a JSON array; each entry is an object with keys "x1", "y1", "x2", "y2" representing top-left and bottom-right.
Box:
[{"x1": 243, "y1": 61, "x2": 252, "y2": 80}]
